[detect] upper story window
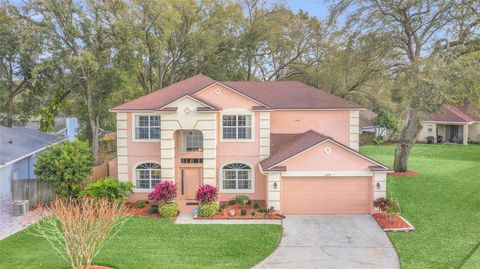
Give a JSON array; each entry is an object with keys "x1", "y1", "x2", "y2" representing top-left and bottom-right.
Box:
[
  {"x1": 135, "y1": 115, "x2": 160, "y2": 140},
  {"x1": 181, "y1": 130, "x2": 203, "y2": 152},
  {"x1": 222, "y1": 115, "x2": 252, "y2": 139}
]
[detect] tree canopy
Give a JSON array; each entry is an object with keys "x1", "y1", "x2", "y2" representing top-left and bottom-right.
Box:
[{"x1": 1, "y1": 0, "x2": 478, "y2": 170}]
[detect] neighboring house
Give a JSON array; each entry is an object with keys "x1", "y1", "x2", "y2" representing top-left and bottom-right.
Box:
[
  {"x1": 0, "y1": 126, "x2": 65, "y2": 200},
  {"x1": 418, "y1": 105, "x2": 480, "y2": 145},
  {"x1": 359, "y1": 110, "x2": 388, "y2": 138},
  {"x1": 110, "y1": 74, "x2": 392, "y2": 214},
  {"x1": 25, "y1": 117, "x2": 79, "y2": 141}
]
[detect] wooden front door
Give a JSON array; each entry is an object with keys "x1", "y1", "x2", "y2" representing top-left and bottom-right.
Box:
[{"x1": 181, "y1": 168, "x2": 202, "y2": 200}]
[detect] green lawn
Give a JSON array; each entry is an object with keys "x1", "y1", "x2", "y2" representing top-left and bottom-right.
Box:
[
  {"x1": 0, "y1": 217, "x2": 281, "y2": 269},
  {"x1": 361, "y1": 144, "x2": 480, "y2": 269}
]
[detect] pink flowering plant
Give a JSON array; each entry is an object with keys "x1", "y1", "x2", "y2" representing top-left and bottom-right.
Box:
[
  {"x1": 195, "y1": 184, "x2": 218, "y2": 204},
  {"x1": 148, "y1": 181, "x2": 177, "y2": 205}
]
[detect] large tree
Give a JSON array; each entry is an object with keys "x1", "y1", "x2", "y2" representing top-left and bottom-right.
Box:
[
  {"x1": 330, "y1": 0, "x2": 480, "y2": 171},
  {"x1": 23, "y1": 0, "x2": 139, "y2": 163},
  {"x1": 0, "y1": 4, "x2": 51, "y2": 127}
]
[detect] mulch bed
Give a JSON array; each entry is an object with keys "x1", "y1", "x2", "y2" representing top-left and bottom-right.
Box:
[
  {"x1": 373, "y1": 212, "x2": 414, "y2": 232},
  {"x1": 124, "y1": 202, "x2": 177, "y2": 219},
  {"x1": 391, "y1": 170, "x2": 420, "y2": 177},
  {"x1": 198, "y1": 203, "x2": 284, "y2": 220}
]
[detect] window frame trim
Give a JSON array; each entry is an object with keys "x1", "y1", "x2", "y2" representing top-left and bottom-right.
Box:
[
  {"x1": 132, "y1": 160, "x2": 162, "y2": 192},
  {"x1": 132, "y1": 113, "x2": 161, "y2": 142},
  {"x1": 219, "y1": 161, "x2": 255, "y2": 194},
  {"x1": 220, "y1": 108, "x2": 255, "y2": 143}
]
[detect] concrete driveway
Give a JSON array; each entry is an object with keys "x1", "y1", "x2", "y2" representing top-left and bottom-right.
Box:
[{"x1": 254, "y1": 215, "x2": 399, "y2": 269}]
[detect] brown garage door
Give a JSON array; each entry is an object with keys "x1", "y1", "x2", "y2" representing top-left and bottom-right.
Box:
[{"x1": 281, "y1": 176, "x2": 372, "y2": 214}]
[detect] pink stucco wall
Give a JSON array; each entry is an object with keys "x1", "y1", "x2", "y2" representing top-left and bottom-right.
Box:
[
  {"x1": 282, "y1": 140, "x2": 373, "y2": 171},
  {"x1": 195, "y1": 84, "x2": 259, "y2": 109},
  {"x1": 108, "y1": 158, "x2": 118, "y2": 178},
  {"x1": 270, "y1": 110, "x2": 350, "y2": 145},
  {"x1": 126, "y1": 112, "x2": 161, "y2": 180}
]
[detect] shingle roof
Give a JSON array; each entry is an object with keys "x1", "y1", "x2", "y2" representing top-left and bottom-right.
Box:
[
  {"x1": 260, "y1": 130, "x2": 330, "y2": 170},
  {"x1": 261, "y1": 130, "x2": 391, "y2": 171},
  {"x1": 0, "y1": 125, "x2": 64, "y2": 165},
  {"x1": 113, "y1": 74, "x2": 216, "y2": 110},
  {"x1": 221, "y1": 81, "x2": 361, "y2": 109},
  {"x1": 428, "y1": 104, "x2": 480, "y2": 123},
  {"x1": 112, "y1": 74, "x2": 362, "y2": 111}
]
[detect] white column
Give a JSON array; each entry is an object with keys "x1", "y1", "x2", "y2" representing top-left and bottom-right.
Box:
[
  {"x1": 160, "y1": 114, "x2": 177, "y2": 181},
  {"x1": 267, "y1": 173, "x2": 281, "y2": 211},
  {"x1": 116, "y1": 113, "x2": 129, "y2": 182},
  {"x1": 201, "y1": 118, "x2": 217, "y2": 186},
  {"x1": 349, "y1": 110, "x2": 360, "y2": 150},
  {"x1": 373, "y1": 172, "x2": 387, "y2": 200},
  {"x1": 259, "y1": 112, "x2": 271, "y2": 160},
  {"x1": 463, "y1": 124, "x2": 469, "y2": 145}
]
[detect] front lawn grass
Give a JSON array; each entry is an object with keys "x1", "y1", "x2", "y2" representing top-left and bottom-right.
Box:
[
  {"x1": 0, "y1": 217, "x2": 281, "y2": 269},
  {"x1": 361, "y1": 144, "x2": 480, "y2": 269}
]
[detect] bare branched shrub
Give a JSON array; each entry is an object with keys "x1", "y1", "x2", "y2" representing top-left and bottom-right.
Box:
[{"x1": 28, "y1": 197, "x2": 128, "y2": 269}]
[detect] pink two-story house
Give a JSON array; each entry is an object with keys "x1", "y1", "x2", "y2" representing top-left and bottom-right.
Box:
[{"x1": 110, "y1": 74, "x2": 391, "y2": 214}]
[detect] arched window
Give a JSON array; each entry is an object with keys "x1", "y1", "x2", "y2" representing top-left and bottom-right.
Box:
[
  {"x1": 135, "y1": 162, "x2": 161, "y2": 189},
  {"x1": 222, "y1": 163, "x2": 252, "y2": 190}
]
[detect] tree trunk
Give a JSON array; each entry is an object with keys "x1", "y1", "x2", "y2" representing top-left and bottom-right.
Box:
[{"x1": 393, "y1": 109, "x2": 423, "y2": 172}]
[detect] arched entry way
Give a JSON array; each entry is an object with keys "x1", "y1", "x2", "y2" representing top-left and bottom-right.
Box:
[{"x1": 174, "y1": 130, "x2": 204, "y2": 201}]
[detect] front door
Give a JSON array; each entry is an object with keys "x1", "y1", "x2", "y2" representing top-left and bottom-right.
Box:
[{"x1": 181, "y1": 168, "x2": 201, "y2": 200}]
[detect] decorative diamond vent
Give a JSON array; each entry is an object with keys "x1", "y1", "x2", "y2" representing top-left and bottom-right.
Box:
[
  {"x1": 214, "y1": 87, "x2": 222, "y2": 95},
  {"x1": 183, "y1": 107, "x2": 191, "y2": 114},
  {"x1": 323, "y1": 146, "x2": 332, "y2": 154}
]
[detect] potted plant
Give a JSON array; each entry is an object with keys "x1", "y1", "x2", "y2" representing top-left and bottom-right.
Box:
[
  {"x1": 236, "y1": 195, "x2": 249, "y2": 216},
  {"x1": 252, "y1": 202, "x2": 260, "y2": 216}
]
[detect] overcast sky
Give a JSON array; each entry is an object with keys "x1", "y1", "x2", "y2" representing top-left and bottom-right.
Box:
[{"x1": 285, "y1": 0, "x2": 329, "y2": 19}]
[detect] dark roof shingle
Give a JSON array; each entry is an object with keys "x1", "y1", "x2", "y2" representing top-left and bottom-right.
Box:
[
  {"x1": 260, "y1": 130, "x2": 329, "y2": 170},
  {"x1": 428, "y1": 105, "x2": 479, "y2": 123},
  {"x1": 112, "y1": 75, "x2": 362, "y2": 111},
  {"x1": 113, "y1": 74, "x2": 216, "y2": 110},
  {"x1": 0, "y1": 126, "x2": 64, "y2": 165}
]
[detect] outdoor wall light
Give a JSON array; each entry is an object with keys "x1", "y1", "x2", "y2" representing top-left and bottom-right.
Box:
[
  {"x1": 273, "y1": 182, "x2": 278, "y2": 189},
  {"x1": 376, "y1": 182, "x2": 381, "y2": 190}
]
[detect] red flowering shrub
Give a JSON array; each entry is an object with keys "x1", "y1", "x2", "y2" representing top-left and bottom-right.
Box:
[
  {"x1": 196, "y1": 184, "x2": 218, "y2": 204},
  {"x1": 148, "y1": 181, "x2": 177, "y2": 205}
]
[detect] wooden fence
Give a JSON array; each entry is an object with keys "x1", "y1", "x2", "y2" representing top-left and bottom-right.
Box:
[{"x1": 11, "y1": 179, "x2": 56, "y2": 209}]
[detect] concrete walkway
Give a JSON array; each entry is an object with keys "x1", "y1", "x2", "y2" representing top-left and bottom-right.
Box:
[
  {"x1": 0, "y1": 199, "x2": 37, "y2": 240},
  {"x1": 175, "y1": 212, "x2": 282, "y2": 225},
  {"x1": 254, "y1": 215, "x2": 400, "y2": 269}
]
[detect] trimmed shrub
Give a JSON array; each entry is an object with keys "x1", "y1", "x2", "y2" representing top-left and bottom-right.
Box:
[
  {"x1": 198, "y1": 202, "x2": 219, "y2": 218},
  {"x1": 35, "y1": 140, "x2": 94, "y2": 197},
  {"x1": 196, "y1": 184, "x2": 218, "y2": 204},
  {"x1": 148, "y1": 181, "x2": 177, "y2": 205},
  {"x1": 81, "y1": 177, "x2": 133, "y2": 202},
  {"x1": 148, "y1": 204, "x2": 159, "y2": 214},
  {"x1": 159, "y1": 202, "x2": 178, "y2": 218},
  {"x1": 136, "y1": 200, "x2": 147, "y2": 208}
]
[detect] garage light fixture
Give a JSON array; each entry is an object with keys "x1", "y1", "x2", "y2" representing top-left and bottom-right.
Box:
[
  {"x1": 273, "y1": 182, "x2": 278, "y2": 189},
  {"x1": 376, "y1": 182, "x2": 381, "y2": 190}
]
